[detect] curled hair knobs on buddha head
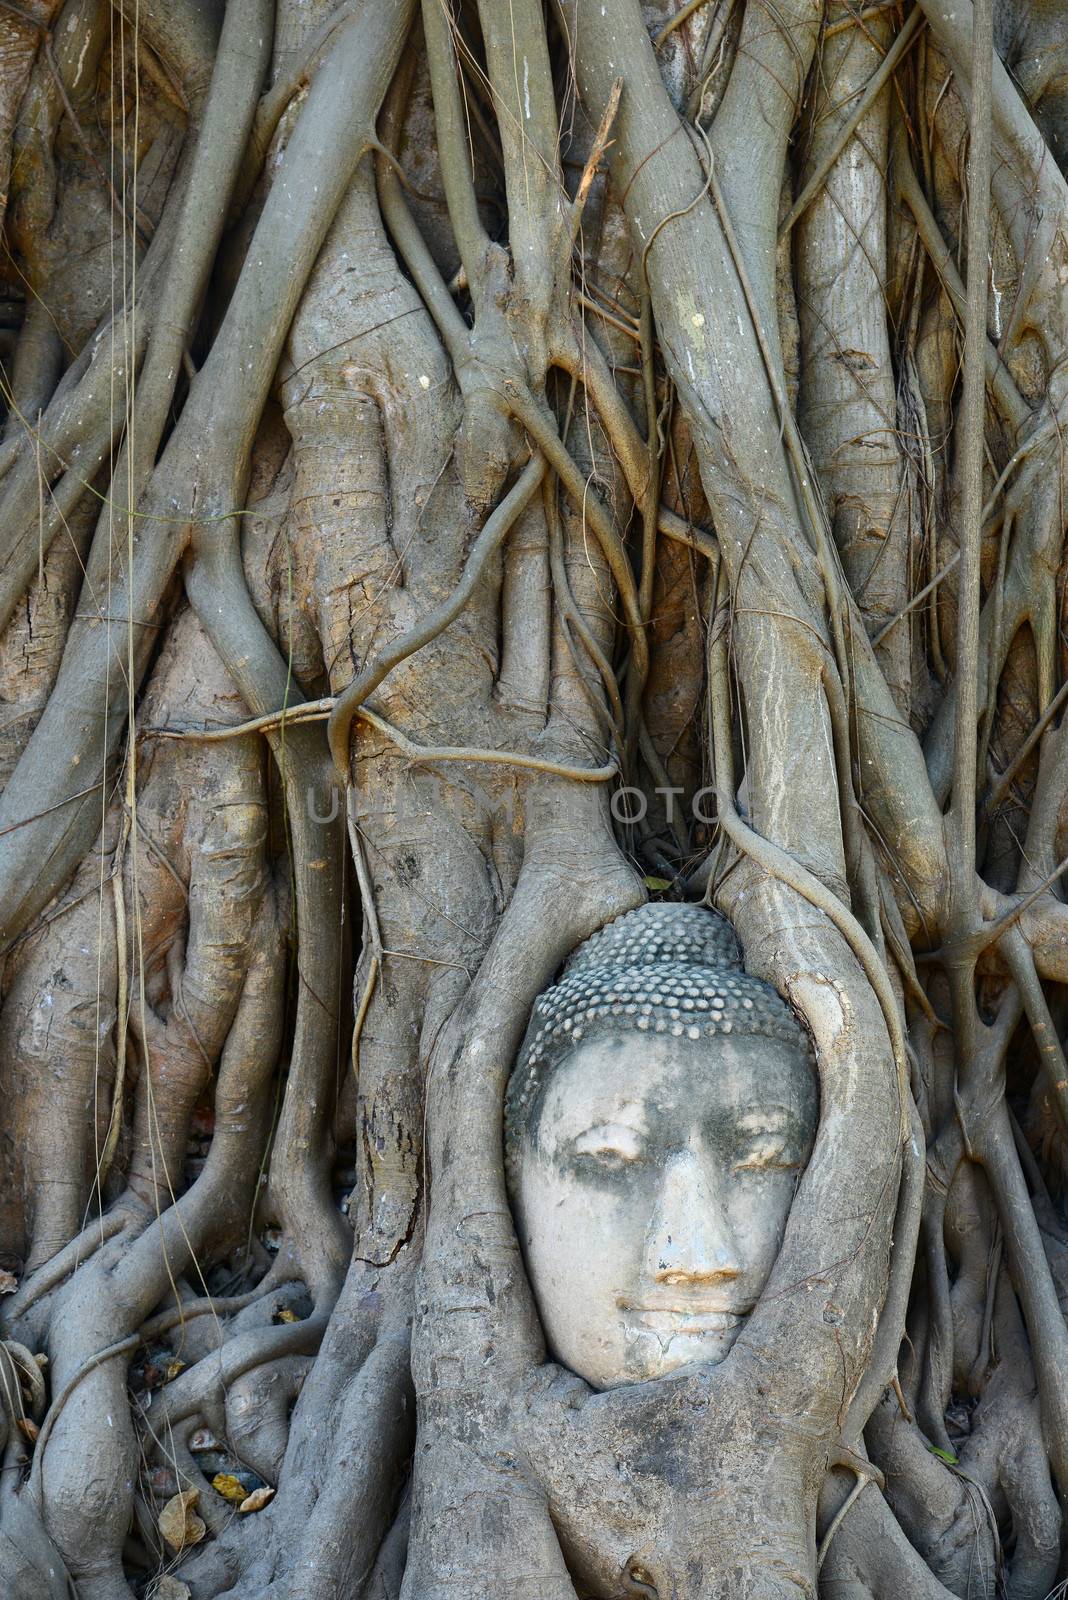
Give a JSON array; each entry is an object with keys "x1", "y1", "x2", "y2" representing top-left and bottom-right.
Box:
[{"x1": 504, "y1": 901, "x2": 814, "y2": 1179}]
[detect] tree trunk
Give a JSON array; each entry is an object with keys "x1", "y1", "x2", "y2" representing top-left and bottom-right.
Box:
[{"x1": 1, "y1": 0, "x2": 1067, "y2": 1596}]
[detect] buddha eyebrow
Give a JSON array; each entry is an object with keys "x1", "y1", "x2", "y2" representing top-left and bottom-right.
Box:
[
  {"x1": 732, "y1": 1107, "x2": 801, "y2": 1133},
  {"x1": 574, "y1": 1121, "x2": 643, "y2": 1141},
  {"x1": 570, "y1": 1115, "x2": 646, "y2": 1140}
]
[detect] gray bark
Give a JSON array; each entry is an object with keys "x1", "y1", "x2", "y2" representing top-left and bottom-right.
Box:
[{"x1": 1, "y1": 1, "x2": 1067, "y2": 1596}]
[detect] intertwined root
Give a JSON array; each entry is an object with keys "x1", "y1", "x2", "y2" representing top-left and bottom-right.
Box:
[{"x1": 1, "y1": 0, "x2": 1068, "y2": 1595}]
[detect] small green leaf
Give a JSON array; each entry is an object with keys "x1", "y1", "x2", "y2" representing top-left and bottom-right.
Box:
[
  {"x1": 643, "y1": 876, "x2": 672, "y2": 891},
  {"x1": 927, "y1": 1445, "x2": 958, "y2": 1465}
]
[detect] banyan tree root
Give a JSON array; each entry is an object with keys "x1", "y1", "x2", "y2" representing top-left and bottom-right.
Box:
[{"x1": 1, "y1": 0, "x2": 1068, "y2": 1595}]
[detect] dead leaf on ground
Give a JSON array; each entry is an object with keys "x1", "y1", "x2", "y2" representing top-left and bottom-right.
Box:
[
  {"x1": 16, "y1": 1417, "x2": 38, "y2": 1443},
  {"x1": 239, "y1": 1486, "x2": 275, "y2": 1513},
  {"x1": 151, "y1": 1577, "x2": 191, "y2": 1600},
  {"x1": 0, "y1": 1270, "x2": 17, "y2": 1295},
  {"x1": 211, "y1": 1472, "x2": 248, "y2": 1504},
  {"x1": 158, "y1": 1488, "x2": 206, "y2": 1551}
]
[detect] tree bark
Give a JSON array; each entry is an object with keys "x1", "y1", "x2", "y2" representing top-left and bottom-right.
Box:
[{"x1": 1, "y1": 1, "x2": 1067, "y2": 1596}]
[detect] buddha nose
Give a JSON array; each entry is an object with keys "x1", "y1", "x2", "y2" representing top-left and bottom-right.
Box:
[{"x1": 643, "y1": 1150, "x2": 741, "y2": 1286}]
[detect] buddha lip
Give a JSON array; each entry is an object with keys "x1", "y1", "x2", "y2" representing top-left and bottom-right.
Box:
[{"x1": 625, "y1": 1306, "x2": 748, "y2": 1331}]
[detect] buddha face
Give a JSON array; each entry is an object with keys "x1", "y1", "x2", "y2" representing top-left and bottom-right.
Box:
[{"x1": 512, "y1": 1031, "x2": 816, "y2": 1389}]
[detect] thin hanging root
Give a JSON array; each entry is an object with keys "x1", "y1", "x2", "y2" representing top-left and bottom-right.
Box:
[
  {"x1": 816, "y1": 1462, "x2": 882, "y2": 1576},
  {"x1": 328, "y1": 455, "x2": 545, "y2": 776},
  {"x1": 569, "y1": 76, "x2": 622, "y2": 243},
  {"x1": 843, "y1": 1096, "x2": 925, "y2": 1445},
  {"x1": 893, "y1": 129, "x2": 1028, "y2": 430},
  {"x1": 419, "y1": 0, "x2": 493, "y2": 289},
  {"x1": 546, "y1": 476, "x2": 626, "y2": 747},
  {"x1": 96, "y1": 832, "x2": 130, "y2": 1198},
  {"x1": 149, "y1": 701, "x2": 616, "y2": 782},
  {"x1": 702, "y1": 140, "x2": 865, "y2": 722},
  {"x1": 329, "y1": 705, "x2": 614, "y2": 783},
  {"x1": 1001, "y1": 929, "x2": 1068, "y2": 1144},
  {"x1": 232, "y1": 0, "x2": 363, "y2": 218},
  {"x1": 779, "y1": 9, "x2": 924, "y2": 241},
  {"x1": 872, "y1": 547, "x2": 961, "y2": 648},
  {"x1": 985, "y1": 672, "x2": 1068, "y2": 816},
  {"x1": 347, "y1": 790, "x2": 382, "y2": 1081},
  {"x1": 374, "y1": 62, "x2": 475, "y2": 366},
  {"x1": 654, "y1": 0, "x2": 716, "y2": 48},
  {"x1": 505, "y1": 392, "x2": 649, "y2": 722},
  {"x1": 556, "y1": 329, "x2": 717, "y2": 562},
  {"x1": 959, "y1": 840, "x2": 1068, "y2": 964},
  {"x1": 943, "y1": 0, "x2": 994, "y2": 931},
  {"x1": 824, "y1": 0, "x2": 901, "y2": 36},
  {"x1": 1, "y1": 1213, "x2": 129, "y2": 1331},
  {"x1": 146, "y1": 698, "x2": 337, "y2": 740},
  {"x1": 28, "y1": 1335, "x2": 141, "y2": 1506},
  {"x1": 709, "y1": 601, "x2": 910, "y2": 1140}
]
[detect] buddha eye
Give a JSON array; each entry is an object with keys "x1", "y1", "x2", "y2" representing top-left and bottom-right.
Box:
[
  {"x1": 572, "y1": 1123, "x2": 643, "y2": 1169},
  {"x1": 733, "y1": 1133, "x2": 799, "y2": 1173},
  {"x1": 731, "y1": 1110, "x2": 804, "y2": 1173}
]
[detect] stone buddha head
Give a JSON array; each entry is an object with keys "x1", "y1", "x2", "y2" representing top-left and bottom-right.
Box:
[{"x1": 506, "y1": 903, "x2": 817, "y2": 1390}]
